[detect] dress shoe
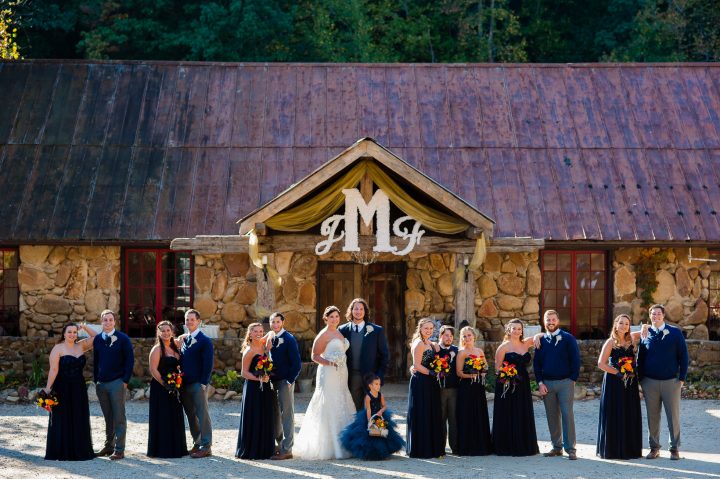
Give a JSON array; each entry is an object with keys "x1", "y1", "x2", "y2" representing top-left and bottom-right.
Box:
[
  {"x1": 95, "y1": 447, "x2": 113, "y2": 457},
  {"x1": 543, "y1": 449, "x2": 563, "y2": 457},
  {"x1": 109, "y1": 452, "x2": 124, "y2": 461},
  {"x1": 270, "y1": 452, "x2": 293, "y2": 460},
  {"x1": 646, "y1": 449, "x2": 660, "y2": 459},
  {"x1": 191, "y1": 448, "x2": 212, "y2": 458},
  {"x1": 670, "y1": 450, "x2": 681, "y2": 460},
  {"x1": 188, "y1": 445, "x2": 200, "y2": 455},
  {"x1": 568, "y1": 452, "x2": 577, "y2": 460}
]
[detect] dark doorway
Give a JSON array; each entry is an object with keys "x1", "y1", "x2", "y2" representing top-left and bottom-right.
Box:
[{"x1": 317, "y1": 261, "x2": 407, "y2": 380}]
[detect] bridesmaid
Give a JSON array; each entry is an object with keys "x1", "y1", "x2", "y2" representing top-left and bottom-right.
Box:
[
  {"x1": 44, "y1": 322, "x2": 97, "y2": 461},
  {"x1": 236, "y1": 322, "x2": 276, "y2": 459},
  {"x1": 492, "y1": 319, "x2": 540, "y2": 456},
  {"x1": 596, "y1": 314, "x2": 644, "y2": 459},
  {"x1": 455, "y1": 326, "x2": 492, "y2": 456},
  {"x1": 406, "y1": 317, "x2": 444, "y2": 458},
  {"x1": 147, "y1": 320, "x2": 188, "y2": 458}
]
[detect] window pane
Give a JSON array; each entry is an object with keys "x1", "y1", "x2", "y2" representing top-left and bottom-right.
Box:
[
  {"x1": 591, "y1": 271, "x2": 606, "y2": 289},
  {"x1": 576, "y1": 254, "x2": 591, "y2": 271},
  {"x1": 543, "y1": 271, "x2": 557, "y2": 289},
  {"x1": 543, "y1": 290, "x2": 556, "y2": 307},
  {"x1": 576, "y1": 272, "x2": 591, "y2": 290},
  {"x1": 543, "y1": 254, "x2": 557, "y2": 271},
  {"x1": 557, "y1": 254, "x2": 572, "y2": 271},
  {"x1": 558, "y1": 291, "x2": 571, "y2": 308},
  {"x1": 142, "y1": 252, "x2": 155, "y2": 269},
  {"x1": 591, "y1": 289, "x2": 605, "y2": 307},
  {"x1": 4, "y1": 251, "x2": 18, "y2": 268},
  {"x1": 591, "y1": 253, "x2": 605, "y2": 270},
  {"x1": 558, "y1": 272, "x2": 572, "y2": 290},
  {"x1": 576, "y1": 289, "x2": 590, "y2": 308}
]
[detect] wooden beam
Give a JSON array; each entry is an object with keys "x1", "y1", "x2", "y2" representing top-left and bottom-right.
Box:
[
  {"x1": 254, "y1": 223, "x2": 268, "y2": 235},
  {"x1": 171, "y1": 234, "x2": 544, "y2": 254},
  {"x1": 359, "y1": 172, "x2": 374, "y2": 236}
]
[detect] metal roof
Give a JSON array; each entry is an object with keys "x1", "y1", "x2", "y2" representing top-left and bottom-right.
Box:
[{"x1": 1, "y1": 60, "x2": 719, "y2": 243}]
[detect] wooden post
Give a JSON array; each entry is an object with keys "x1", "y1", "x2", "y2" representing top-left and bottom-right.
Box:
[
  {"x1": 255, "y1": 253, "x2": 276, "y2": 319},
  {"x1": 453, "y1": 253, "x2": 476, "y2": 330},
  {"x1": 359, "y1": 172, "x2": 374, "y2": 236}
]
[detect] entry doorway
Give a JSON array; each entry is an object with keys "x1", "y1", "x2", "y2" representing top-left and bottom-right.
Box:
[{"x1": 317, "y1": 261, "x2": 407, "y2": 380}]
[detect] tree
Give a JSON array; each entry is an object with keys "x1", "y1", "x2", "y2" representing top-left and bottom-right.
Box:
[{"x1": 1, "y1": 0, "x2": 22, "y2": 59}]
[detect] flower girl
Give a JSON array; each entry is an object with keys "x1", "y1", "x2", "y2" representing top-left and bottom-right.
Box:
[{"x1": 339, "y1": 373, "x2": 405, "y2": 460}]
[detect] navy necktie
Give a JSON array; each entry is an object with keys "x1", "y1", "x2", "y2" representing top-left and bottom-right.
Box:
[{"x1": 185, "y1": 336, "x2": 192, "y2": 347}]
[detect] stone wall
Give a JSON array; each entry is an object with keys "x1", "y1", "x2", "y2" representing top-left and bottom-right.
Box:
[
  {"x1": 613, "y1": 247, "x2": 717, "y2": 340},
  {"x1": 2, "y1": 337, "x2": 718, "y2": 384},
  {"x1": 18, "y1": 246, "x2": 121, "y2": 337}
]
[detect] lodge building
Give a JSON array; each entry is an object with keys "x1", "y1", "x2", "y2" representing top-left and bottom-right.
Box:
[{"x1": 0, "y1": 60, "x2": 719, "y2": 380}]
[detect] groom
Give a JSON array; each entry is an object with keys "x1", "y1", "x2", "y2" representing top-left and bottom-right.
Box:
[{"x1": 339, "y1": 298, "x2": 390, "y2": 411}]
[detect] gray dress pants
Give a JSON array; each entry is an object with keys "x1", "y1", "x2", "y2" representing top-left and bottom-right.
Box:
[
  {"x1": 96, "y1": 378, "x2": 127, "y2": 453},
  {"x1": 542, "y1": 378, "x2": 576, "y2": 453}
]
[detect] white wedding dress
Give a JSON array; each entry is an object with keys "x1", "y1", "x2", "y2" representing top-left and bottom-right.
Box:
[{"x1": 294, "y1": 337, "x2": 356, "y2": 460}]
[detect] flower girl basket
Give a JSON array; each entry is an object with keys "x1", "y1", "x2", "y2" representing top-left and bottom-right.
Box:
[{"x1": 367, "y1": 414, "x2": 389, "y2": 438}]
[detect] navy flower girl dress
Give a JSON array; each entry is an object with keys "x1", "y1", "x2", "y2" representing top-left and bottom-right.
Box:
[{"x1": 340, "y1": 391, "x2": 405, "y2": 460}]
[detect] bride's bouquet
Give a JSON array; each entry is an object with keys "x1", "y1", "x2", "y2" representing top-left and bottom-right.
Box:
[
  {"x1": 254, "y1": 354, "x2": 274, "y2": 391},
  {"x1": 324, "y1": 350, "x2": 346, "y2": 369}
]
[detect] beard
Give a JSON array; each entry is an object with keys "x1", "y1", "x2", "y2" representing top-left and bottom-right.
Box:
[{"x1": 545, "y1": 324, "x2": 559, "y2": 333}]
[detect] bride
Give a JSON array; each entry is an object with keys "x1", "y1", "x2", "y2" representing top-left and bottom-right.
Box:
[{"x1": 294, "y1": 305, "x2": 356, "y2": 459}]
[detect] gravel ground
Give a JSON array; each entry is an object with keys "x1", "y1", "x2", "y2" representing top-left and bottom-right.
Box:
[{"x1": 1, "y1": 384, "x2": 718, "y2": 479}]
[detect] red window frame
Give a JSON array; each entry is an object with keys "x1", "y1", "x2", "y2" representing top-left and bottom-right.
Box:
[
  {"x1": 123, "y1": 249, "x2": 193, "y2": 337},
  {"x1": 0, "y1": 248, "x2": 19, "y2": 336},
  {"x1": 540, "y1": 250, "x2": 608, "y2": 338}
]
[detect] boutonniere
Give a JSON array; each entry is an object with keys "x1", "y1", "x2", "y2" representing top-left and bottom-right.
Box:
[
  {"x1": 109, "y1": 335, "x2": 117, "y2": 347},
  {"x1": 364, "y1": 325, "x2": 374, "y2": 337},
  {"x1": 661, "y1": 329, "x2": 669, "y2": 340},
  {"x1": 449, "y1": 351, "x2": 456, "y2": 362},
  {"x1": 275, "y1": 337, "x2": 285, "y2": 347},
  {"x1": 555, "y1": 334, "x2": 562, "y2": 346}
]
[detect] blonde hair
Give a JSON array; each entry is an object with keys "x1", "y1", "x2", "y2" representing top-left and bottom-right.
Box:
[
  {"x1": 503, "y1": 319, "x2": 525, "y2": 342},
  {"x1": 610, "y1": 314, "x2": 633, "y2": 349},
  {"x1": 242, "y1": 322, "x2": 264, "y2": 350},
  {"x1": 543, "y1": 310, "x2": 559, "y2": 321},
  {"x1": 411, "y1": 317, "x2": 435, "y2": 345},
  {"x1": 459, "y1": 326, "x2": 477, "y2": 346}
]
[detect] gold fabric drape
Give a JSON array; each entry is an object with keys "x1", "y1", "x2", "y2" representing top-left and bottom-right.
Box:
[{"x1": 265, "y1": 159, "x2": 469, "y2": 234}]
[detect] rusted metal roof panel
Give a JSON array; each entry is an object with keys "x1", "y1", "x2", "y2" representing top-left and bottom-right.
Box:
[{"x1": 1, "y1": 61, "x2": 720, "y2": 243}]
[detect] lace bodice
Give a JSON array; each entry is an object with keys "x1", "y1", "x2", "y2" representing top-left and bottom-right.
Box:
[
  {"x1": 58, "y1": 355, "x2": 87, "y2": 380},
  {"x1": 322, "y1": 338, "x2": 349, "y2": 366}
]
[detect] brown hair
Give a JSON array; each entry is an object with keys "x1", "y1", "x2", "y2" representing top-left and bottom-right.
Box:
[
  {"x1": 543, "y1": 309, "x2": 559, "y2": 322},
  {"x1": 411, "y1": 317, "x2": 435, "y2": 345},
  {"x1": 345, "y1": 298, "x2": 370, "y2": 322},
  {"x1": 649, "y1": 304, "x2": 665, "y2": 314},
  {"x1": 154, "y1": 320, "x2": 180, "y2": 356},
  {"x1": 503, "y1": 319, "x2": 525, "y2": 342},
  {"x1": 242, "y1": 322, "x2": 264, "y2": 350},
  {"x1": 184, "y1": 309, "x2": 201, "y2": 320},
  {"x1": 439, "y1": 325, "x2": 455, "y2": 337},
  {"x1": 58, "y1": 323, "x2": 79, "y2": 344},
  {"x1": 100, "y1": 309, "x2": 116, "y2": 321},
  {"x1": 323, "y1": 305, "x2": 341, "y2": 323},
  {"x1": 610, "y1": 314, "x2": 633, "y2": 350}
]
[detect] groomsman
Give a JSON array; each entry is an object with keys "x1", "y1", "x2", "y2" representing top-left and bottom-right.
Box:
[
  {"x1": 267, "y1": 312, "x2": 302, "y2": 460},
  {"x1": 180, "y1": 309, "x2": 214, "y2": 458},
  {"x1": 533, "y1": 310, "x2": 581, "y2": 460},
  {"x1": 637, "y1": 304, "x2": 688, "y2": 460},
  {"x1": 438, "y1": 325, "x2": 459, "y2": 454},
  {"x1": 93, "y1": 309, "x2": 134, "y2": 460},
  {"x1": 339, "y1": 298, "x2": 390, "y2": 411}
]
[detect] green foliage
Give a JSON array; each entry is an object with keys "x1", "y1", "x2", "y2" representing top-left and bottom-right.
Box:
[
  {"x1": 27, "y1": 354, "x2": 45, "y2": 388},
  {"x1": 12, "y1": 0, "x2": 720, "y2": 62},
  {"x1": 1, "y1": 0, "x2": 22, "y2": 59},
  {"x1": 128, "y1": 376, "x2": 145, "y2": 390},
  {"x1": 211, "y1": 369, "x2": 243, "y2": 392},
  {"x1": 484, "y1": 369, "x2": 496, "y2": 392},
  {"x1": 635, "y1": 249, "x2": 671, "y2": 312}
]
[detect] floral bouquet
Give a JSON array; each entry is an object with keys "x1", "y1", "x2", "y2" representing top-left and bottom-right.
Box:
[
  {"x1": 428, "y1": 354, "x2": 451, "y2": 387},
  {"x1": 463, "y1": 354, "x2": 488, "y2": 384},
  {"x1": 368, "y1": 414, "x2": 389, "y2": 438},
  {"x1": 37, "y1": 390, "x2": 59, "y2": 413},
  {"x1": 324, "y1": 350, "x2": 347, "y2": 369},
  {"x1": 165, "y1": 366, "x2": 184, "y2": 401},
  {"x1": 254, "y1": 354, "x2": 274, "y2": 391},
  {"x1": 617, "y1": 356, "x2": 635, "y2": 388},
  {"x1": 497, "y1": 361, "x2": 520, "y2": 398}
]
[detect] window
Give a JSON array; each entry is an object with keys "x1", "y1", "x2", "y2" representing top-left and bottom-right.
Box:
[
  {"x1": 0, "y1": 249, "x2": 19, "y2": 336},
  {"x1": 709, "y1": 251, "x2": 720, "y2": 341},
  {"x1": 124, "y1": 249, "x2": 192, "y2": 338},
  {"x1": 541, "y1": 251, "x2": 608, "y2": 339}
]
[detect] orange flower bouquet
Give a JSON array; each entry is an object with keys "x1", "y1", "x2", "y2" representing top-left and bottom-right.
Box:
[
  {"x1": 165, "y1": 366, "x2": 184, "y2": 400},
  {"x1": 617, "y1": 356, "x2": 635, "y2": 388},
  {"x1": 429, "y1": 354, "x2": 452, "y2": 387},
  {"x1": 254, "y1": 354, "x2": 274, "y2": 390},
  {"x1": 37, "y1": 390, "x2": 59, "y2": 413},
  {"x1": 463, "y1": 354, "x2": 488, "y2": 384},
  {"x1": 497, "y1": 361, "x2": 520, "y2": 398}
]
